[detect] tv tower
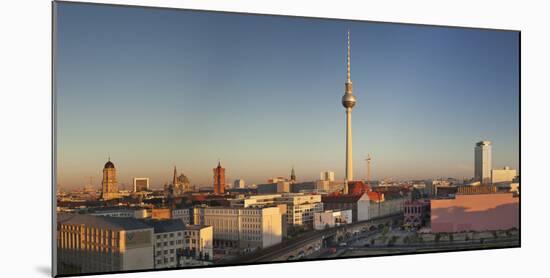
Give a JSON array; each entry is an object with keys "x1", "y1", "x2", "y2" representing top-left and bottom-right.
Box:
[
  {"x1": 342, "y1": 31, "x2": 357, "y2": 186},
  {"x1": 365, "y1": 154, "x2": 372, "y2": 186}
]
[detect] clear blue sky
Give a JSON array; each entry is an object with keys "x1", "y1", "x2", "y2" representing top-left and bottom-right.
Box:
[{"x1": 55, "y1": 2, "x2": 519, "y2": 189}]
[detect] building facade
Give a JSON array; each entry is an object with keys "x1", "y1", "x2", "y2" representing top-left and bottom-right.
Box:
[
  {"x1": 492, "y1": 166, "x2": 517, "y2": 184},
  {"x1": 57, "y1": 214, "x2": 154, "y2": 275},
  {"x1": 313, "y1": 209, "x2": 352, "y2": 230},
  {"x1": 193, "y1": 206, "x2": 282, "y2": 252}
]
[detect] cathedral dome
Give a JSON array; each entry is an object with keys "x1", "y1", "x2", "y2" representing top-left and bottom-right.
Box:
[{"x1": 104, "y1": 160, "x2": 115, "y2": 169}]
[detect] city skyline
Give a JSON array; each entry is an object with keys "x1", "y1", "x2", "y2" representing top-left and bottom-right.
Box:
[{"x1": 55, "y1": 3, "x2": 519, "y2": 189}]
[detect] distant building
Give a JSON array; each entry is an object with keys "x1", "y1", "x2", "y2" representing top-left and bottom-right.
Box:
[
  {"x1": 320, "y1": 171, "x2": 335, "y2": 182},
  {"x1": 290, "y1": 167, "x2": 296, "y2": 182},
  {"x1": 101, "y1": 159, "x2": 118, "y2": 200},
  {"x1": 431, "y1": 193, "x2": 519, "y2": 233},
  {"x1": 213, "y1": 161, "x2": 226, "y2": 195},
  {"x1": 57, "y1": 214, "x2": 154, "y2": 275},
  {"x1": 257, "y1": 181, "x2": 290, "y2": 194},
  {"x1": 291, "y1": 181, "x2": 316, "y2": 193},
  {"x1": 234, "y1": 179, "x2": 245, "y2": 189},
  {"x1": 475, "y1": 141, "x2": 492, "y2": 184},
  {"x1": 267, "y1": 177, "x2": 288, "y2": 183},
  {"x1": 313, "y1": 210, "x2": 352, "y2": 230},
  {"x1": 133, "y1": 177, "x2": 150, "y2": 192},
  {"x1": 193, "y1": 206, "x2": 282, "y2": 251},
  {"x1": 492, "y1": 166, "x2": 517, "y2": 184},
  {"x1": 88, "y1": 207, "x2": 148, "y2": 219}
]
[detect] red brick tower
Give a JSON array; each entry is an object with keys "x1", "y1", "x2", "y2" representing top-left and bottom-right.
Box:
[{"x1": 213, "y1": 161, "x2": 225, "y2": 194}]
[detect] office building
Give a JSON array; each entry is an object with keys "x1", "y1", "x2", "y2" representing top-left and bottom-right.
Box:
[
  {"x1": 133, "y1": 177, "x2": 150, "y2": 192},
  {"x1": 320, "y1": 171, "x2": 335, "y2": 182},
  {"x1": 234, "y1": 179, "x2": 245, "y2": 189},
  {"x1": 475, "y1": 140, "x2": 492, "y2": 184},
  {"x1": 57, "y1": 214, "x2": 154, "y2": 275},
  {"x1": 193, "y1": 206, "x2": 282, "y2": 251}
]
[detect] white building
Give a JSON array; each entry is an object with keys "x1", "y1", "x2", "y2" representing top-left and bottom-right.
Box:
[
  {"x1": 313, "y1": 210, "x2": 352, "y2": 230},
  {"x1": 320, "y1": 171, "x2": 335, "y2": 182},
  {"x1": 150, "y1": 219, "x2": 186, "y2": 269},
  {"x1": 133, "y1": 177, "x2": 150, "y2": 192},
  {"x1": 182, "y1": 225, "x2": 214, "y2": 265},
  {"x1": 193, "y1": 206, "x2": 282, "y2": 251},
  {"x1": 230, "y1": 193, "x2": 323, "y2": 227},
  {"x1": 234, "y1": 179, "x2": 246, "y2": 189},
  {"x1": 357, "y1": 191, "x2": 405, "y2": 222},
  {"x1": 56, "y1": 214, "x2": 154, "y2": 275},
  {"x1": 491, "y1": 166, "x2": 517, "y2": 184},
  {"x1": 276, "y1": 193, "x2": 323, "y2": 227},
  {"x1": 475, "y1": 141, "x2": 492, "y2": 184}
]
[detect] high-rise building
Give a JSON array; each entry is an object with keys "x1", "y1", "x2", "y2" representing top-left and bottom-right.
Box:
[
  {"x1": 233, "y1": 179, "x2": 245, "y2": 189},
  {"x1": 341, "y1": 31, "x2": 357, "y2": 190},
  {"x1": 475, "y1": 141, "x2": 492, "y2": 184},
  {"x1": 213, "y1": 161, "x2": 225, "y2": 195},
  {"x1": 101, "y1": 159, "x2": 118, "y2": 200},
  {"x1": 320, "y1": 171, "x2": 335, "y2": 182},
  {"x1": 133, "y1": 177, "x2": 150, "y2": 192}
]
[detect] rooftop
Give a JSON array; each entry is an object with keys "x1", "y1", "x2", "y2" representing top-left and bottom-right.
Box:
[{"x1": 57, "y1": 214, "x2": 151, "y2": 231}]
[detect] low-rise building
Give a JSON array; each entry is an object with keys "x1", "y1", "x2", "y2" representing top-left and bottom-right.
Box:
[
  {"x1": 491, "y1": 166, "x2": 517, "y2": 184},
  {"x1": 313, "y1": 209, "x2": 352, "y2": 230}
]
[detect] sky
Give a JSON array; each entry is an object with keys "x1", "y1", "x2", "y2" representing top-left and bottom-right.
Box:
[{"x1": 54, "y1": 2, "x2": 519, "y2": 189}]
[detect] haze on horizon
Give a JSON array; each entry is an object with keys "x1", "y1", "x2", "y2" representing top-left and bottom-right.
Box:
[{"x1": 55, "y1": 3, "x2": 519, "y2": 189}]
